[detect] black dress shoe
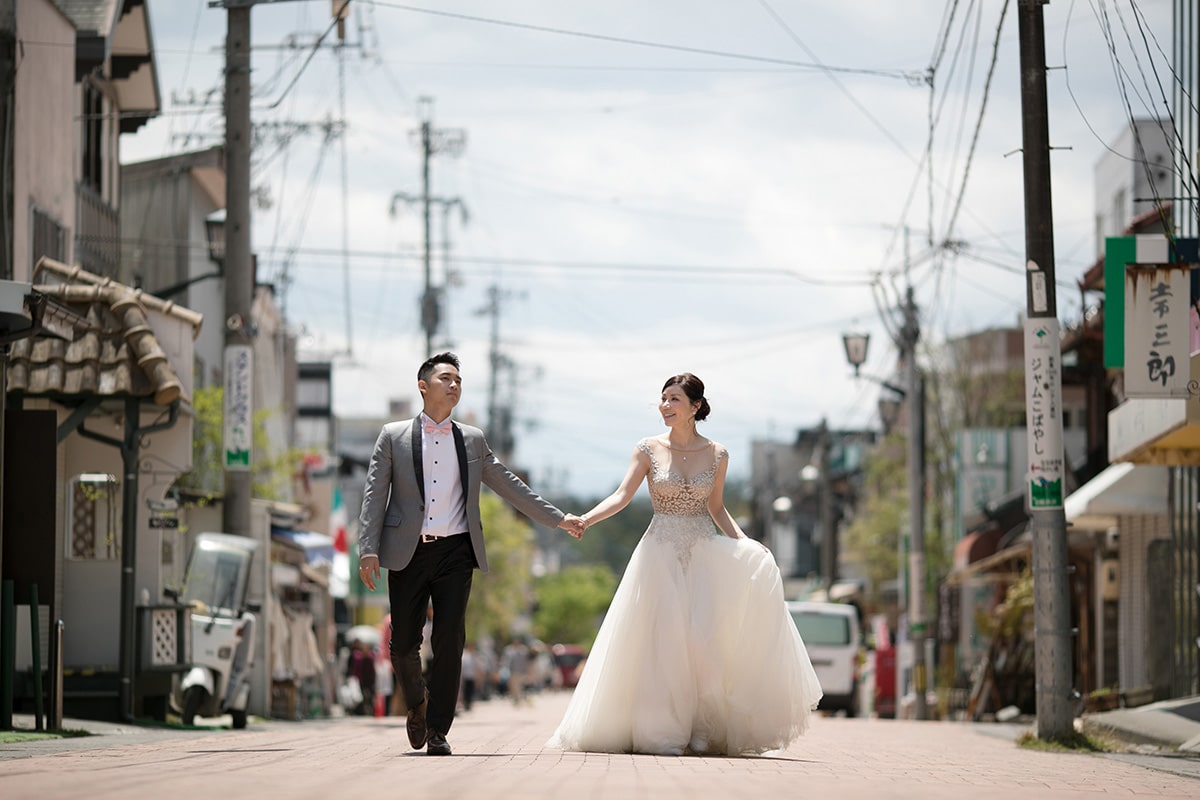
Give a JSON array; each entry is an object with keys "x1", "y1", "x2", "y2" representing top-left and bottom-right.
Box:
[
  {"x1": 426, "y1": 731, "x2": 452, "y2": 756},
  {"x1": 406, "y1": 694, "x2": 429, "y2": 750}
]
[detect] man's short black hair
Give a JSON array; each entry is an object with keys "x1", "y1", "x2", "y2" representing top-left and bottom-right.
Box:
[{"x1": 418, "y1": 352, "x2": 461, "y2": 383}]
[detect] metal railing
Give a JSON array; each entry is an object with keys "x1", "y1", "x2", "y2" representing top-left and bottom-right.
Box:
[{"x1": 75, "y1": 182, "x2": 119, "y2": 277}]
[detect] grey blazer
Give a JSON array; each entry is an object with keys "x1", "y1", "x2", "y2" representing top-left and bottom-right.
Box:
[{"x1": 358, "y1": 418, "x2": 564, "y2": 573}]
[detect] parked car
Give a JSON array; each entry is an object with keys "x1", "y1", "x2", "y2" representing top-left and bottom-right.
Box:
[
  {"x1": 550, "y1": 643, "x2": 587, "y2": 689},
  {"x1": 787, "y1": 600, "x2": 861, "y2": 716}
]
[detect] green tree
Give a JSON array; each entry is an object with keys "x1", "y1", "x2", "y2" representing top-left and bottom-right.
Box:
[
  {"x1": 533, "y1": 564, "x2": 618, "y2": 648},
  {"x1": 552, "y1": 495, "x2": 651, "y2": 577},
  {"x1": 465, "y1": 492, "x2": 535, "y2": 644},
  {"x1": 179, "y1": 384, "x2": 224, "y2": 496},
  {"x1": 176, "y1": 385, "x2": 310, "y2": 502},
  {"x1": 841, "y1": 431, "x2": 906, "y2": 607}
]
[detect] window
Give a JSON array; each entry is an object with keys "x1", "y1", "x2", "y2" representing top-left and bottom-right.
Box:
[
  {"x1": 81, "y1": 80, "x2": 104, "y2": 194},
  {"x1": 789, "y1": 610, "x2": 851, "y2": 646},
  {"x1": 30, "y1": 207, "x2": 67, "y2": 271},
  {"x1": 66, "y1": 474, "x2": 121, "y2": 560}
]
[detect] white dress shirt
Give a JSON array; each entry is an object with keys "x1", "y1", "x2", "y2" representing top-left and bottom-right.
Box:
[{"x1": 419, "y1": 412, "x2": 469, "y2": 538}]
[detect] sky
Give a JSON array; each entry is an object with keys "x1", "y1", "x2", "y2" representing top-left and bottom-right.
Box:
[{"x1": 123, "y1": 0, "x2": 1180, "y2": 497}]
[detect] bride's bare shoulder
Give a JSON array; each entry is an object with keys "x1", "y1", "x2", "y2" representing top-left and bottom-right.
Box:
[{"x1": 635, "y1": 436, "x2": 665, "y2": 456}]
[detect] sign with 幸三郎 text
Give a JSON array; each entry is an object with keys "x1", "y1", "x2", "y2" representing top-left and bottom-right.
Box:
[
  {"x1": 1124, "y1": 264, "x2": 1193, "y2": 398},
  {"x1": 1024, "y1": 319, "x2": 1063, "y2": 509}
]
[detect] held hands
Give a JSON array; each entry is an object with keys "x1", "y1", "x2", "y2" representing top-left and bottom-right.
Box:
[
  {"x1": 559, "y1": 514, "x2": 587, "y2": 540},
  {"x1": 358, "y1": 555, "x2": 380, "y2": 591}
]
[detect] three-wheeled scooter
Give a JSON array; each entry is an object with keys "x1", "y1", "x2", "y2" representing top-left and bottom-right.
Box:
[{"x1": 167, "y1": 532, "x2": 259, "y2": 728}]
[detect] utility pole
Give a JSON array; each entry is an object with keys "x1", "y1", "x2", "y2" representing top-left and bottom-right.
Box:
[
  {"x1": 409, "y1": 98, "x2": 465, "y2": 357},
  {"x1": 900, "y1": 284, "x2": 928, "y2": 721},
  {"x1": 841, "y1": 233, "x2": 928, "y2": 720},
  {"x1": 389, "y1": 189, "x2": 466, "y2": 355},
  {"x1": 1016, "y1": 0, "x2": 1073, "y2": 741},
  {"x1": 476, "y1": 285, "x2": 519, "y2": 463},
  {"x1": 219, "y1": 0, "x2": 256, "y2": 539},
  {"x1": 816, "y1": 419, "x2": 835, "y2": 593}
]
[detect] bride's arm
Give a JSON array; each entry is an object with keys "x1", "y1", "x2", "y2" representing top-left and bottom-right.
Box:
[
  {"x1": 580, "y1": 447, "x2": 650, "y2": 528},
  {"x1": 707, "y1": 450, "x2": 749, "y2": 540}
]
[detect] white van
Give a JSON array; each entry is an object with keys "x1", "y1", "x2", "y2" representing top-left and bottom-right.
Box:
[{"x1": 787, "y1": 600, "x2": 861, "y2": 716}]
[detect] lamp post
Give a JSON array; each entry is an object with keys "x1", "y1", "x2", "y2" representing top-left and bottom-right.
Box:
[{"x1": 842, "y1": 326, "x2": 928, "y2": 721}]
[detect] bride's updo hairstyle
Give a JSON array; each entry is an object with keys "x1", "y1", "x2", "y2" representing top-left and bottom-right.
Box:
[{"x1": 663, "y1": 373, "x2": 711, "y2": 422}]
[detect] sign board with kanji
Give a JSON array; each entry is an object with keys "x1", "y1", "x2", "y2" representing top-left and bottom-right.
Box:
[
  {"x1": 1124, "y1": 264, "x2": 1193, "y2": 398},
  {"x1": 1024, "y1": 318, "x2": 1063, "y2": 509},
  {"x1": 224, "y1": 344, "x2": 253, "y2": 470}
]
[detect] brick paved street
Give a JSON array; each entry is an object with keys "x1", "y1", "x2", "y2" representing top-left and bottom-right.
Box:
[{"x1": 2, "y1": 691, "x2": 1198, "y2": 799}]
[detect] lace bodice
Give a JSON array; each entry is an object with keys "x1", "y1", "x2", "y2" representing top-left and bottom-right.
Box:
[{"x1": 638, "y1": 438, "x2": 727, "y2": 516}]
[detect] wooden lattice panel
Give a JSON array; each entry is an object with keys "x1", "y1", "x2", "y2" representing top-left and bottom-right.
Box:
[
  {"x1": 150, "y1": 609, "x2": 178, "y2": 666},
  {"x1": 71, "y1": 482, "x2": 96, "y2": 559}
]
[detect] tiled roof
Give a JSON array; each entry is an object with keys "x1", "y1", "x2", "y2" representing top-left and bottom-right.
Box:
[{"x1": 7, "y1": 259, "x2": 202, "y2": 406}]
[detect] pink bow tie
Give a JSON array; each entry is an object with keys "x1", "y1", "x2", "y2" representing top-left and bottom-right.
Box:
[{"x1": 423, "y1": 418, "x2": 453, "y2": 435}]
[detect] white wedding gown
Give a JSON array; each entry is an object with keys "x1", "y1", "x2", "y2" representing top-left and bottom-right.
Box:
[{"x1": 547, "y1": 439, "x2": 823, "y2": 756}]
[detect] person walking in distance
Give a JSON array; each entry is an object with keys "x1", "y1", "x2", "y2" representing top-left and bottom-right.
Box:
[
  {"x1": 359, "y1": 352, "x2": 585, "y2": 755},
  {"x1": 503, "y1": 637, "x2": 531, "y2": 706}
]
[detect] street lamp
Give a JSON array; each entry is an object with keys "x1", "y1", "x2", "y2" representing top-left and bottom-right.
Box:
[
  {"x1": 150, "y1": 211, "x2": 226, "y2": 301},
  {"x1": 842, "y1": 332, "x2": 870, "y2": 376}
]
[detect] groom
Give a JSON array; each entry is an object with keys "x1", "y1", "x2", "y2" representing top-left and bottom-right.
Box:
[{"x1": 358, "y1": 352, "x2": 584, "y2": 755}]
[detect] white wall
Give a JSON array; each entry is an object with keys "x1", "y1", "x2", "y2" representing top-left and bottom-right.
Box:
[
  {"x1": 13, "y1": 0, "x2": 75, "y2": 281},
  {"x1": 1093, "y1": 120, "x2": 1173, "y2": 258}
]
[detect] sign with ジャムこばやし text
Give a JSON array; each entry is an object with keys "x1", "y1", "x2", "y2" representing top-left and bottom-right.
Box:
[
  {"x1": 1024, "y1": 319, "x2": 1063, "y2": 510},
  {"x1": 223, "y1": 345, "x2": 253, "y2": 470}
]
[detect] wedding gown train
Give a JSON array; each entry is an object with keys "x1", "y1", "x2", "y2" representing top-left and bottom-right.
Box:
[{"x1": 546, "y1": 439, "x2": 823, "y2": 756}]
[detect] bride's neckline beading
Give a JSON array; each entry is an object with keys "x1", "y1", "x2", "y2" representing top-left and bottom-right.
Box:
[{"x1": 663, "y1": 438, "x2": 710, "y2": 461}]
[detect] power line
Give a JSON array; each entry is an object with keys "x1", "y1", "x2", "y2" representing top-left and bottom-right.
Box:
[
  {"x1": 91, "y1": 232, "x2": 883, "y2": 286},
  {"x1": 939, "y1": 0, "x2": 1010, "y2": 244},
  {"x1": 1090, "y1": 0, "x2": 1182, "y2": 231},
  {"x1": 369, "y1": 1, "x2": 923, "y2": 81},
  {"x1": 755, "y1": 0, "x2": 924, "y2": 159}
]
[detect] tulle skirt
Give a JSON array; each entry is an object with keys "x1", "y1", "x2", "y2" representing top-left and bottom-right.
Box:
[{"x1": 546, "y1": 514, "x2": 823, "y2": 756}]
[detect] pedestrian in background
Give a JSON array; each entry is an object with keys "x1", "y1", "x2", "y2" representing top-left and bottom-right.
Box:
[
  {"x1": 503, "y1": 637, "x2": 531, "y2": 706},
  {"x1": 460, "y1": 642, "x2": 478, "y2": 711},
  {"x1": 346, "y1": 640, "x2": 376, "y2": 716}
]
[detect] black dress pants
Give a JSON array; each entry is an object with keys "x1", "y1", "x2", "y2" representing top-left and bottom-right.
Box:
[{"x1": 387, "y1": 534, "x2": 475, "y2": 736}]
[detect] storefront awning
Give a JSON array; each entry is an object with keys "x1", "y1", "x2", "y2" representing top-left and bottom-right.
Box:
[
  {"x1": 1064, "y1": 463, "x2": 1169, "y2": 531},
  {"x1": 946, "y1": 541, "x2": 1032, "y2": 586},
  {"x1": 271, "y1": 527, "x2": 335, "y2": 568}
]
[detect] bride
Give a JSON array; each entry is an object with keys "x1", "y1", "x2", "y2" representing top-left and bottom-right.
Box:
[{"x1": 546, "y1": 373, "x2": 823, "y2": 756}]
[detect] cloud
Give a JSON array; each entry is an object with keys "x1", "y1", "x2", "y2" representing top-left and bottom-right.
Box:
[{"x1": 124, "y1": 0, "x2": 1178, "y2": 495}]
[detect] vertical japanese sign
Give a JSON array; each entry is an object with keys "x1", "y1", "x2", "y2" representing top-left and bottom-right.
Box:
[
  {"x1": 1023, "y1": 319, "x2": 1063, "y2": 509},
  {"x1": 223, "y1": 344, "x2": 253, "y2": 470},
  {"x1": 1124, "y1": 264, "x2": 1191, "y2": 398}
]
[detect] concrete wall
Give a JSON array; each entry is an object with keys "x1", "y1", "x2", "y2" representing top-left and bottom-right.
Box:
[
  {"x1": 1093, "y1": 120, "x2": 1173, "y2": 259},
  {"x1": 13, "y1": 0, "x2": 75, "y2": 282},
  {"x1": 121, "y1": 153, "x2": 225, "y2": 386}
]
